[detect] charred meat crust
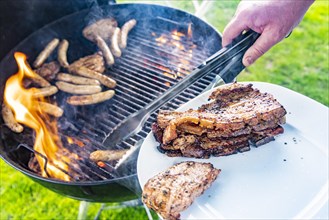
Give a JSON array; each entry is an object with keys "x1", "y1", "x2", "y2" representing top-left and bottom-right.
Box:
[
  {"x1": 68, "y1": 53, "x2": 105, "y2": 74},
  {"x1": 153, "y1": 124, "x2": 284, "y2": 158},
  {"x1": 35, "y1": 61, "x2": 60, "y2": 81}
]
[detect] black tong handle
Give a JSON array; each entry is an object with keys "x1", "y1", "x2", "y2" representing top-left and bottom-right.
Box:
[{"x1": 202, "y1": 30, "x2": 260, "y2": 82}]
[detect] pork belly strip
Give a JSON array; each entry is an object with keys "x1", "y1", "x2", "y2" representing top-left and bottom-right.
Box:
[
  {"x1": 142, "y1": 161, "x2": 220, "y2": 220},
  {"x1": 158, "y1": 83, "x2": 286, "y2": 144},
  {"x1": 174, "y1": 116, "x2": 285, "y2": 139},
  {"x1": 153, "y1": 117, "x2": 284, "y2": 158},
  {"x1": 208, "y1": 82, "x2": 254, "y2": 101},
  {"x1": 155, "y1": 126, "x2": 284, "y2": 158}
]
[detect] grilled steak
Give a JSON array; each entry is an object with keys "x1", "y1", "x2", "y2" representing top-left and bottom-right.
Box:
[
  {"x1": 142, "y1": 161, "x2": 220, "y2": 220},
  {"x1": 153, "y1": 83, "x2": 287, "y2": 158},
  {"x1": 68, "y1": 52, "x2": 105, "y2": 74}
]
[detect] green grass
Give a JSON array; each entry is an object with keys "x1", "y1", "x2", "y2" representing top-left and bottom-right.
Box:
[
  {"x1": 1, "y1": 1, "x2": 328, "y2": 220},
  {"x1": 238, "y1": 1, "x2": 329, "y2": 106},
  {"x1": 0, "y1": 160, "x2": 151, "y2": 220}
]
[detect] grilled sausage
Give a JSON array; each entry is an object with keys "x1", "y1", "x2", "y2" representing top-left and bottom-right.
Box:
[
  {"x1": 119, "y1": 19, "x2": 137, "y2": 49},
  {"x1": 35, "y1": 102, "x2": 63, "y2": 117},
  {"x1": 73, "y1": 66, "x2": 116, "y2": 88},
  {"x1": 1, "y1": 103, "x2": 24, "y2": 133},
  {"x1": 95, "y1": 35, "x2": 115, "y2": 66},
  {"x1": 110, "y1": 27, "x2": 122, "y2": 57},
  {"x1": 32, "y1": 86, "x2": 58, "y2": 98},
  {"x1": 58, "y1": 39, "x2": 69, "y2": 68},
  {"x1": 55, "y1": 81, "x2": 102, "y2": 95},
  {"x1": 33, "y1": 38, "x2": 60, "y2": 68},
  {"x1": 67, "y1": 90, "x2": 115, "y2": 105},
  {"x1": 57, "y1": 73, "x2": 100, "y2": 85},
  {"x1": 29, "y1": 73, "x2": 51, "y2": 87},
  {"x1": 89, "y1": 149, "x2": 129, "y2": 162},
  {"x1": 83, "y1": 18, "x2": 118, "y2": 42}
]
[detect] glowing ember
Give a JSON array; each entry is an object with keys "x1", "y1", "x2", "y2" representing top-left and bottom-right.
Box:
[
  {"x1": 67, "y1": 136, "x2": 74, "y2": 144},
  {"x1": 4, "y1": 52, "x2": 71, "y2": 181},
  {"x1": 187, "y1": 23, "x2": 193, "y2": 39},
  {"x1": 97, "y1": 161, "x2": 106, "y2": 168},
  {"x1": 155, "y1": 35, "x2": 168, "y2": 45},
  {"x1": 151, "y1": 28, "x2": 196, "y2": 84},
  {"x1": 66, "y1": 136, "x2": 85, "y2": 148}
]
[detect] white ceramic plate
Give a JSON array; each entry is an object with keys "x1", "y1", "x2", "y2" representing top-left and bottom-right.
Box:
[{"x1": 137, "y1": 82, "x2": 329, "y2": 219}]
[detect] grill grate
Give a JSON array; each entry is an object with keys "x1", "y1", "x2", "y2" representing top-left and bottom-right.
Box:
[{"x1": 9, "y1": 19, "x2": 222, "y2": 182}]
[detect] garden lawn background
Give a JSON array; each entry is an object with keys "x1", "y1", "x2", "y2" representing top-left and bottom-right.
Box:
[{"x1": 1, "y1": 1, "x2": 328, "y2": 219}]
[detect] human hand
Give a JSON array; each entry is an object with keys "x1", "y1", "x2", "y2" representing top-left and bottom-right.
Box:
[{"x1": 222, "y1": 0, "x2": 314, "y2": 66}]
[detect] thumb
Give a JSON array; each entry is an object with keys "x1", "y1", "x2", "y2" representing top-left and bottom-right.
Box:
[
  {"x1": 243, "y1": 31, "x2": 281, "y2": 66},
  {"x1": 222, "y1": 17, "x2": 249, "y2": 47}
]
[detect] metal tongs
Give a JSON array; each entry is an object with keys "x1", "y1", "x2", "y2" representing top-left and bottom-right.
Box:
[{"x1": 103, "y1": 30, "x2": 260, "y2": 148}]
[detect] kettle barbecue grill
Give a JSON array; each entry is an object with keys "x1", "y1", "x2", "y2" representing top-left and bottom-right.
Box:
[{"x1": 0, "y1": 2, "x2": 257, "y2": 210}]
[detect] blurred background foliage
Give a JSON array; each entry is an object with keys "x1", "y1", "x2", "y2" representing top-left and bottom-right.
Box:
[{"x1": 1, "y1": 1, "x2": 328, "y2": 219}]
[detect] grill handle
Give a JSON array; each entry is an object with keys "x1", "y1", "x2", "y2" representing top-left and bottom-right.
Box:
[{"x1": 103, "y1": 30, "x2": 260, "y2": 148}]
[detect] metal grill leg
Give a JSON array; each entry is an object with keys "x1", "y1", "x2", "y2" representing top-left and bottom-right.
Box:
[
  {"x1": 77, "y1": 201, "x2": 90, "y2": 220},
  {"x1": 93, "y1": 199, "x2": 154, "y2": 220}
]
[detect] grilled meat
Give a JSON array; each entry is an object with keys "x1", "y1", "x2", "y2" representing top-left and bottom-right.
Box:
[
  {"x1": 66, "y1": 90, "x2": 115, "y2": 106},
  {"x1": 72, "y1": 66, "x2": 116, "y2": 88},
  {"x1": 82, "y1": 18, "x2": 118, "y2": 42},
  {"x1": 55, "y1": 81, "x2": 102, "y2": 95},
  {"x1": 155, "y1": 125, "x2": 284, "y2": 158},
  {"x1": 1, "y1": 102, "x2": 24, "y2": 133},
  {"x1": 89, "y1": 149, "x2": 129, "y2": 162},
  {"x1": 56, "y1": 73, "x2": 101, "y2": 85},
  {"x1": 142, "y1": 161, "x2": 220, "y2": 220},
  {"x1": 95, "y1": 35, "x2": 115, "y2": 66},
  {"x1": 68, "y1": 53, "x2": 105, "y2": 74},
  {"x1": 57, "y1": 39, "x2": 70, "y2": 68},
  {"x1": 34, "y1": 101, "x2": 63, "y2": 118},
  {"x1": 119, "y1": 19, "x2": 137, "y2": 49},
  {"x1": 31, "y1": 86, "x2": 58, "y2": 98},
  {"x1": 110, "y1": 27, "x2": 122, "y2": 57},
  {"x1": 35, "y1": 61, "x2": 60, "y2": 81},
  {"x1": 33, "y1": 38, "x2": 60, "y2": 68},
  {"x1": 153, "y1": 83, "x2": 287, "y2": 158}
]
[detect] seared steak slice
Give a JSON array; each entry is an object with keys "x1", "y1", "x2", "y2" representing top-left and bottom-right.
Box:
[{"x1": 142, "y1": 161, "x2": 220, "y2": 220}]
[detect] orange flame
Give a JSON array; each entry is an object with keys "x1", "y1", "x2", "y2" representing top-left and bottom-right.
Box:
[
  {"x1": 152, "y1": 29, "x2": 196, "y2": 84},
  {"x1": 4, "y1": 52, "x2": 71, "y2": 181}
]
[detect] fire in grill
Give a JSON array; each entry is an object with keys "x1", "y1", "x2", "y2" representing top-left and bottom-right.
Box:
[{"x1": 0, "y1": 4, "x2": 229, "y2": 202}]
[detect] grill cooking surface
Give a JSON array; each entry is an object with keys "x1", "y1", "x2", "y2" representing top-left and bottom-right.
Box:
[{"x1": 1, "y1": 16, "x2": 220, "y2": 183}]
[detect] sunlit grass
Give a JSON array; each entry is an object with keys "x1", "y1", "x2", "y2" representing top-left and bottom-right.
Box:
[{"x1": 234, "y1": 1, "x2": 329, "y2": 106}]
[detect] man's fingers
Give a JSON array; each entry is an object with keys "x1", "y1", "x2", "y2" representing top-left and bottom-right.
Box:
[
  {"x1": 222, "y1": 17, "x2": 249, "y2": 47},
  {"x1": 242, "y1": 30, "x2": 280, "y2": 66}
]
